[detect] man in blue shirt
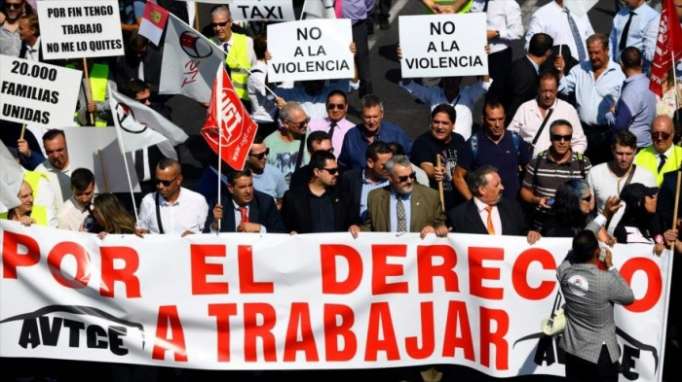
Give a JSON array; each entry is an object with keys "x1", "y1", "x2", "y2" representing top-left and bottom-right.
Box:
[
  {"x1": 609, "y1": 0, "x2": 659, "y2": 69},
  {"x1": 338, "y1": 94, "x2": 412, "y2": 170}
]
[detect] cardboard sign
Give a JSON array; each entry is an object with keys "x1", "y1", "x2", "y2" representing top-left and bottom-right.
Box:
[
  {"x1": 267, "y1": 19, "x2": 354, "y2": 82},
  {"x1": 36, "y1": 0, "x2": 125, "y2": 59},
  {"x1": 0, "y1": 55, "x2": 81, "y2": 128},
  {"x1": 399, "y1": 14, "x2": 488, "y2": 78},
  {"x1": 177, "y1": 0, "x2": 295, "y2": 22}
]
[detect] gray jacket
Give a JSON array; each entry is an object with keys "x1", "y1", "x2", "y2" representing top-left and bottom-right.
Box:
[{"x1": 557, "y1": 259, "x2": 635, "y2": 364}]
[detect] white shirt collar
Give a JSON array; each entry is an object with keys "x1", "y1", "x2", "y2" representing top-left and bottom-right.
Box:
[{"x1": 473, "y1": 197, "x2": 494, "y2": 212}]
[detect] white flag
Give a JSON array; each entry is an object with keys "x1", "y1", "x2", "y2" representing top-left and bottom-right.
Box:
[
  {"x1": 109, "y1": 84, "x2": 188, "y2": 159},
  {"x1": 159, "y1": 13, "x2": 225, "y2": 104},
  {"x1": 0, "y1": 141, "x2": 24, "y2": 211},
  {"x1": 301, "y1": 0, "x2": 336, "y2": 19}
]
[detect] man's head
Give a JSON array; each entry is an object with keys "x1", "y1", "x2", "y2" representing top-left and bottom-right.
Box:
[
  {"x1": 42, "y1": 129, "x2": 69, "y2": 170},
  {"x1": 18, "y1": 14, "x2": 39, "y2": 44},
  {"x1": 3, "y1": 0, "x2": 27, "y2": 23},
  {"x1": 467, "y1": 165, "x2": 503, "y2": 206},
  {"x1": 302, "y1": 80, "x2": 326, "y2": 96},
  {"x1": 386, "y1": 155, "x2": 415, "y2": 195},
  {"x1": 279, "y1": 102, "x2": 309, "y2": 138},
  {"x1": 210, "y1": 5, "x2": 232, "y2": 43},
  {"x1": 571, "y1": 230, "x2": 600, "y2": 264},
  {"x1": 430, "y1": 104, "x2": 456, "y2": 142},
  {"x1": 127, "y1": 32, "x2": 148, "y2": 59},
  {"x1": 247, "y1": 137, "x2": 268, "y2": 172},
  {"x1": 482, "y1": 96, "x2": 506, "y2": 140},
  {"x1": 549, "y1": 120, "x2": 573, "y2": 156},
  {"x1": 124, "y1": 79, "x2": 151, "y2": 106},
  {"x1": 611, "y1": 130, "x2": 638, "y2": 172},
  {"x1": 326, "y1": 90, "x2": 348, "y2": 122},
  {"x1": 310, "y1": 151, "x2": 339, "y2": 187},
  {"x1": 228, "y1": 169, "x2": 254, "y2": 206},
  {"x1": 587, "y1": 33, "x2": 610, "y2": 70},
  {"x1": 154, "y1": 158, "x2": 182, "y2": 201},
  {"x1": 70, "y1": 168, "x2": 95, "y2": 207},
  {"x1": 528, "y1": 32, "x2": 554, "y2": 63},
  {"x1": 651, "y1": 115, "x2": 675, "y2": 154},
  {"x1": 620, "y1": 47, "x2": 643, "y2": 75},
  {"x1": 537, "y1": 70, "x2": 559, "y2": 109},
  {"x1": 361, "y1": 94, "x2": 385, "y2": 135},
  {"x1": 306, "y1": 131, "x2": 332, "y2": 155},
  {"x1": 16, "y1": 180, "x2": 33, "y2": 215},
  {"x1": 365, "y1": 141, "x2": 393, "y2": 180}
]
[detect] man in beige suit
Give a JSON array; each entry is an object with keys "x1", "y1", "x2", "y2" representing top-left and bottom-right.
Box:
[{"x1": 350, "y1": 155, "x2": 448, "y2": 238}]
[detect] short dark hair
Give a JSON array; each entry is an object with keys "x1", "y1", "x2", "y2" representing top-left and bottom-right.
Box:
[
  {"x1": 387, "y1": 142, "x2": 405, "y2": 155},
  {"x1": 42, "y1": 129, "x2": 65, "y2": 142},
  {"x1": 71, "y1": 168, "x2": 94, "y2": 192},
  {"x1": 309, "y1": 150, "x2": 336, "y2": 171},
  {"x1": 326, "y1": 89, "x2": 347, "y2": 104},
  {"x1": 620, "y1": 46, "x2": 642, "y2": 69},
  {"x1": 587, "y1": 33, "x2": 609, "y2": 50},
  {"x1": 612, "y1": 130, "x2": 638, "y2": 149},
  {"x1": 538, "y1": 69, "x2": 560, "y2": 87},
  {"x1": 157, "y1": 158, "x2": 181, "y2": 172},
  {"x1": 483, "y1": 95, "x2": 505, "y2": 116},
  {"x1": 549, "y1": 119, "x2": 573, "y2": 134},
  {"x1": 228, "y1": 168, "x2": 252, "y2": 185},
  {"x1": 431, "y1": 103, "x2": 456, "y2": 123},
  {"x1": 123, "y1": 79, "x2": 150, "y2": 99},
  {"x1": 361, "y1": 94, "x2": 383, "y2": 111},
  {"x1": 528, "y1": 33, "x2": 553, "y2": 57},
  {"x1": 467, "y1": 165, "x2": 499, "y2": 197},
  {"x1": 366, "y1": 141, "x2": 393, "y2": 161},
  {"x1": 306, "y1": 131, "x2": 331, "y2": 153},
  {"x1": 571, "y1": 230, "x2": 599, "y2": 263}
]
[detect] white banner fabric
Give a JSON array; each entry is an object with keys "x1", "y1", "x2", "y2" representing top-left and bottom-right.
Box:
[
  {"x1": 36, "y1": 0, "x2": 125, "y2": 60},
  {"x1": 267, "y1": 19, "x2": 354, "y2": 82},
  {"x1": 399, "y1": 14, "x2": 488, "y2": 78},
  {"x1": 0, "y1": 223, "x2": 671, "y2": 382},
  {"x1": 0, "y1": 55, "x2": 82, "y2": 128},
  {"x1": 176, "y1": 0, "x2": 295, "y2": 22}
]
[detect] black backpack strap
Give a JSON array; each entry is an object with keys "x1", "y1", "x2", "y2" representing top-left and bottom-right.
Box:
[
  {"x1": 532, "y1": 108, "x2": 554, "y2": 146},
  {"x1": 155, "y1": 192, "x2": 165, "y2": 234}
]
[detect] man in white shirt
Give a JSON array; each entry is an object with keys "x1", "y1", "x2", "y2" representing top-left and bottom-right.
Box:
[
  {"x1": 138, "y1": 158, "x2": 208, "y2": 235},
  {"x1": 587, "y1": 130, "x2": 656, "y2": 212},
  {"x1": 35, "y1": 129, "x2": 73, "y2": 211},
  {"x1": 57, "y1": 168, "x2": 95, "y2": 231},
  {"x1": 508, "y1": 70, "x2": 586, "y2": 156},
  {"x1": 609, "y1": 0, "x2": 659, "y2": 68}
]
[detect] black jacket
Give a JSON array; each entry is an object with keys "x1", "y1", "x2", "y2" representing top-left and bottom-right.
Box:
[
  {"x1": 281, "y1": 185, "x2": 352, "y2": 233},
  {"x1": 339, "y1": 168, "x2": 364, "y2": 225},
  {"x1": 448, "y1": 198, "x2": 527, "y2": 235},
  {"x1": 204, "y1": 190, "x2": 285, "y2": 233}
]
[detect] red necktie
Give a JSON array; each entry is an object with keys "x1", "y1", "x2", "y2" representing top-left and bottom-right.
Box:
[{"x1": 239, "y1": 207, "x2": 249, "y2": 224}]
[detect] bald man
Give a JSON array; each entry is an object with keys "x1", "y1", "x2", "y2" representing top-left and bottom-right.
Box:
[{"x1": 635, "y1": 115, "x2": 682, "y2": 186}]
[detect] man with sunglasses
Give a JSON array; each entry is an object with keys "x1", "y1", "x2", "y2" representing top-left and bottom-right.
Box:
[
  {"x1": 0, "y1": 0, "x2": 29, "y2": 57},
  {"x1": 587, "y1": 130, "x2": 656, "y2": 212},
  {"x1": 635, "y1": 115, "x2": 682, "y2": 186},
  {"x1": 247, "y1": 137, "x2": 288, "y2": 206},
  {"x1": 308, "y1": 90, "x2": 354, "y2": 155},
  {"x1": 290, "y1": 131, "x2": 333, "y2": 190},
  {"x1": 138, "y1": 158, "x2": 208, "y2": 235}
]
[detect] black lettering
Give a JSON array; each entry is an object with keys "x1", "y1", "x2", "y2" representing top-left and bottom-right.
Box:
[
  {"x1": 38, "y1": 316, "x2": 62, "y2": 346},
  {"x1": 108, "y1": 326, "x2": 129, "y2": 356},
  {"x1": 62, "y1": 319, "x2": 85, "y2": 347},
  {"x1": 86, "y1": 324, "x2": 108, "y2": 349},
  {"x1": 18, "y1": 318, "x2": 40, "y2": 349},
  {"x1": 621, "y1": 345, "x2": 640, "y2": 380}
]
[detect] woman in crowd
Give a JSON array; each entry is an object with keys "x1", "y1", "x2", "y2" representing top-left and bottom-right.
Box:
[
  {"x1": 89, "y1": 193, "x2": 136, "y2": 235},
  {"x1": 3, "y1": 181, "x2": 37, "y2": 226}
]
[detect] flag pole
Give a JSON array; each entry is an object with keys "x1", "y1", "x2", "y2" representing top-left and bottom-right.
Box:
[
  {"x1": 216, "y1": 64, "x2": 224, "y2": 232},
  {"x1": 118, "y1": 138, "x2": 139, "y2": 221},
  {"x1": 82, "y1": 58, "x2": 96, "y2": 126},
  {"x1": 671, "y1": 49, "x2": 681, "y2": 249}
]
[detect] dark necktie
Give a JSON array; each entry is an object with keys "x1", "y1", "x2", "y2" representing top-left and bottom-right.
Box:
[
  {"x1": 483, "y1": 0, "x2": 490, "y2": 12},
  {"x1": 658, "y1": 153, "x2": 667, "y2": 173},
  {"x1": 328, "y1": 121, "x2": 337, "y2": 141},
  {"x1": 619, "y1": 11, "x2": 636, "y2": 51}
]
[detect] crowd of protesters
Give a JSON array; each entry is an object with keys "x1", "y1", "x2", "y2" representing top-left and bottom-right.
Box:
[{"x1": 2, "y1": 0, "x2": 682, "y2": 381}]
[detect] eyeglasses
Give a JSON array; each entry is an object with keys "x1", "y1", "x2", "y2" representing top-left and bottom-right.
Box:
[
  {"x1": 289, "y1": 119, "x2": 310, "y2": 129},
  {"x1": 550, "y1": 134, "x2": 572, "y2": 142},
  {"x1": 321, "y1": 167, "x2": 339, "y2": 175},
  {"x1": 136, "y1": 97, "x2": 149, "y2": 104},
  {"x1": 397, "y1": 173, "x2": 417, "y2": 183},
  {"x1": 5, "y1": 3, "x2": 21, "y2": 9},
  {"x1": 155, "y1": 176, "x2": 178, "y2": 187},
  {"x1": 327, "y1": 103, "x2": 346, "y2": 110},
  {"x1": 250, "y1": 148, "x2": 269, "y2": 159},
  {"x1": 581, "y1": 195, "x2": 593, "y2": 203},
  {"x1": 211, "y1": 20, "x2": 231, "y2": 27},
  {"x1": 652, "y1": 131, "x2": 672, "y2": 141}
]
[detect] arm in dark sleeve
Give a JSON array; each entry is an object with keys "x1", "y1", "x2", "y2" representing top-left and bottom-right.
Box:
[{"x1": 20, "y1": 150, "x2": 45, "y2": 170}]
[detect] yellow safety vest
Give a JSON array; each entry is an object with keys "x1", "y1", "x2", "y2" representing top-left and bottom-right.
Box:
[
  {"x1": 224, "y1": 33, "x2": 252, "y2": 101},
  {"x1": 1, "y1": 171, "x2": 48, "y2": 226},
  {"x1": 634, "y1": 145, "x2": 682, "y2": 186},
  {"x1": 430, "y1": 0, "x2": 474, "y2": 13},
  {"x1": 68, "y1": 63, "x2": 110, "y2": 127}
]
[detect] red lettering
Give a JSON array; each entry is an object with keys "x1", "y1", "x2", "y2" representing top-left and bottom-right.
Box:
[
  {"x1": 621, "y1": 257, "x2": 662, "y2": 313},
  {"x1": 320, "y1": 245, "x2": 362, "y2": 294},
  {"x1": 2, "y1": 231, "x2": 40, "y2": 279},
  {"x1": 512, "y1": 249, "x2": 556, "y2": 300},
  {"x1": 469, "y1": 247, "x2": 504, "y2": 300},
  {"x1": 480, "y1": 307, "x2": 509, "y2": 370},
  {"x1": 365, "y1": 302, "x2": 399, "y2": 361},
  {"x1": 47, "y1": 242, "x2": 90, "y2": 289},
  {"x1": 100, "y1": 246, "x2": 140, "y2": 298},
  {"x1": 152, "y1": 305, "x2": 187, "y2": 362},
  {"x1": 238, "y1": 245, "x2": 273, "y2": 293},
  {"x1": 417, "y1": 245, "x2": 459, "y2": 293},
  {"x1": 191, "y1": 244, "x2": 228, "y2": 295},
  {"x1": 405, "y1": 301, "x2": 435, "y2": 359},
  {"x1": 208, "y1": 303, "x2": 237, "y2": 362},
  {"x1": 442, "y1": 300, "x2": 474, "y2": 360},
  {"x1": 284, "y1": 303, "x2": 319, "y2": 361},
  {"x1": 323, "y1": 303, "x2": 357, "y2": 361},
  {"x1": 243, "y1": 303, "x2": 277, "y2": 362},
  {"x1": 372, "y1": 244, "x2": 408, "y2": 294}
]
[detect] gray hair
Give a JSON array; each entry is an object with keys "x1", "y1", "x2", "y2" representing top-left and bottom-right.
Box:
[
  {"x1": 279, "y1": 102, "x2": 305, "y2": 124},
  {"x1": 384, "y1": 154, "x2": 412, "y2": 175},
  {"x1": 210, "y1": 5, "x2": 230, "y2": 18},
  {"x1": 467, "y1": 165, "x2": 499, "y2": 197},
  {"x1": 361, "y1": 94, "x2": 384, "y2": 113}
]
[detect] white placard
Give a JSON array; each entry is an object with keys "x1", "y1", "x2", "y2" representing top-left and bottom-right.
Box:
[
  {"x1": 176, "y1": 0, "x2": 295, "y2": 22},
  {"x1": 0, "y1": 55, "x2": 81, "y2": 128},
  {"x1": 399, "y1": 14, "x2": 488, "y2": 78},
  {"x1": 36, "y1": 0, "x2": 125, "y2": 60},
  {"x1": 267, "y1": 19, "x2": 354, "y2": 82}
]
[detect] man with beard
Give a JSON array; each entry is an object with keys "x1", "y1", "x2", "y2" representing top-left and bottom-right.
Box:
[{"x1": 246, "y1": 137, "x2": 288, "y2": 206}]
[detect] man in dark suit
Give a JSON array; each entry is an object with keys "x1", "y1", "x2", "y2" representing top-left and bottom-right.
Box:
[
  {"x1": 449, "y1": 165, "x2": 539, "y2": 242},
  {"x1": 205, "y1": 169, "x2": 285, "y2": 233},
  {"x1": 350, "y1": 155, "x2": 447, "y2": 238}
]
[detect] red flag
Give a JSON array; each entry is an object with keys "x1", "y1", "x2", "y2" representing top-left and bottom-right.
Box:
[
  {"x1": 650, "y1": 0, "x2": 682, "y2": 96},
  {"x1": 201, "y1": 68, "x2": 258, "y2": 171}
]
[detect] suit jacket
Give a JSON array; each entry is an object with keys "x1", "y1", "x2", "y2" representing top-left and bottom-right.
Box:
[
  {"x1": 362, "y1": 184, "x2": 445, "y2": 232},
  {"x1": 19, "y1": 41, "x2": 43, "y2": 61},
  {"x1": 281, "y1": 185, "x2": 352, "y2": 233},
  {"x1": 448, "y1": 198, "x2": 526, "y2": 235},
  {"x1": 505, "y1": 56, "x2": 538, "y2": 120},
  {"x1": 657, "y1": 169, "x2": 681, "y2": 232},
  {"x1": 340, "y1": 168, "x2": 364, "y2": 224},
  {"x1": 204, "y1": 190, "x2": 285, "y2": 233}
]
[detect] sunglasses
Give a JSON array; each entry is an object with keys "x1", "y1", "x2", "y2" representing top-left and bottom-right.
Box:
[
  {"x1": 155, "y1": 176, "x2": 177, "y2": 187},
  {"x1": 327, "y1": 103, "x2": 346, "y2": 110},
  {"x1": 211, "y1": 21, "x2": 231, "y2": 27},
  {"x1": 652, "y1": 131, "x2": 671, "y2": 141},
  {"x1": 397, "y1": 173, "x2": 417, "y2": 183},
  {"x1": 321, "y1": 167, "x2": 339, "y2": 175},
  {"x1": 136, "y1": 97, "x2": 149, "y2": 104},
  {"x1": 5, "y1": 3, "x2": 21, "y2": 9},
  {"x1": 581, "y1": 195, "x2": 593, "y2": 203},
  {"x1": 250, "y1": 148, "x2": 269, "y2": 159},
  {"x1": 550, "y1": 134, "x2": 572, "y2": 142},
  {"x1": 290, "y1": 119, "x2": 310, "y2": 129}
]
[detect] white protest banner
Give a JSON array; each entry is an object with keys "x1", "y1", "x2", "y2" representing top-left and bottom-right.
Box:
[
  {"x1": 399, "y1": 14, "x2": 488, "y2": 78},
  {"x1": 267, "y1": 19, "x2": 354, "y2": 82},
  {"x1": 0, "y1": 55, "x2": 81, "y2": 128},
  {"x1": 36, "y1": 0, "x2": 124, "y2": 60},
  {"x1": 176, "y1": 0, "x2": 295, "y2": 22},
  {"x1": 0, "y1": 225, "x2": 671, "y2": 382}
]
